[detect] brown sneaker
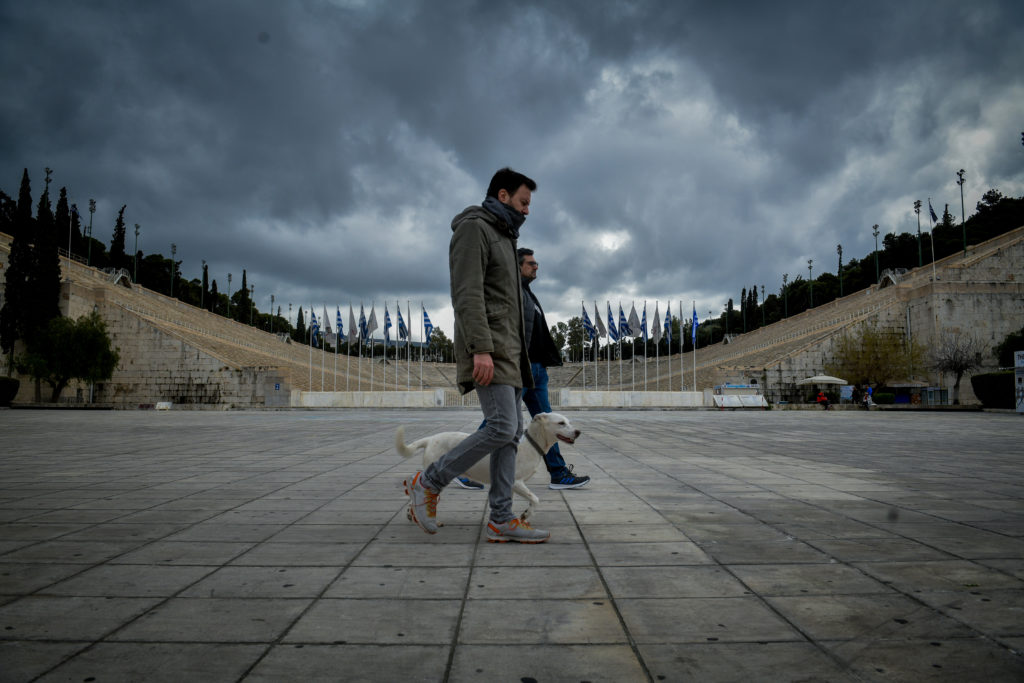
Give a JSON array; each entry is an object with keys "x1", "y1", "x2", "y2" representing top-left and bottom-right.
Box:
[{"x1": 404, "y1": 471, "x2": 439, "y2": 534}]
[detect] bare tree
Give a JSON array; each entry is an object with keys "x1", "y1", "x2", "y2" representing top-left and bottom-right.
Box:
[{"x1": 932, "y1": 331, "x2": 984, "y2": 404}]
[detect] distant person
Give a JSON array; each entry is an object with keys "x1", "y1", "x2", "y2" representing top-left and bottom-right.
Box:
[
  {"x1": 816, "y1": 391, "x2": 830, "y2": 410},
  {"x1": 405, "y1": 167, "x2": 550, "y2": 543}
]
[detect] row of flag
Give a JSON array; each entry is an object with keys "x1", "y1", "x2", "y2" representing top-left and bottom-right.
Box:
[
  {"x1": 308, "y1": 303, "x2": 433, "y2": 347},
  {"x1": 582, "y1": 302, "x2": 701, "y2": 346}
]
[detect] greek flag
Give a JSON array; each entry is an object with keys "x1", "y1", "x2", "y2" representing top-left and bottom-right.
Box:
[
  {"x1": 928, "y1": 199, "x2": 939, "y2": 223},
  {"x1": 640, "y1": 303, "x2": 648, "y2": 343},
  {"x1": 336, "y1": 307, "x2": 344, "y2": 339},
  {"x1": 582, "y1": 304, "x2": 597, "y2": 341},
  {"x1": 618, "y1": 304, "x2": 632, "y2": 337},
  {"x1": 691, "y1": 305, "x2": 699, "y2": 345},
  {"x1": 664, "y1": 305, "x2": 672, "y2": 343},
  {"x1": 397, "y1": 307, "x2": 409, "y2": 340},
  {"x1": 359, "y1": 305, "x2": 368, "y2": 340},
  {"x1": 310, "y1": 309, "x2": 320, "y2": 347},
  {"x1": 423, "y1": 306, "x2": 434, "y2": 341},
  {"x1": 607, "y1": 302, "x2": 619, "y2": 342},
  {"x1": 384, "y1": 305, "x2": 392, "y2": 343}
]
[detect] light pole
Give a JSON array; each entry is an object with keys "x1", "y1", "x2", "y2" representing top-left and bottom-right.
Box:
[
  {"x1": 956, "y1": 169, "x2": 967, "y2": 254},
  {"x1": 761, "y1": 285, "x2": 766, "y2": 327},
  {"x1": 914, "y1": 200, "x2": 922, "y2": 267},
  {"x1": 201, "y1": 259, "x2": 206, "y2": 310},
  {"x1": 133, "y1": 224, "x2": 140, "y2": 282},
  {"x1": 87, "y1": 199, "x2": 95, "y2": 266},
  {"x1": 872, "y1": 224, "x2": 880, "y2": 283},
  {"x1": 249, "y1": 285, "x2": 255, "y2": 325},
  {"x1": 227, "y1": 273, "x2": 232, "y2": 319},
  {"x1": 807, "y1": 259, "x2": 814, "y2": 308},
  {"x1": 169, "y1": 243, "x2": 176, "y2": 296},
  {"x1": 782, "y1": 273, "x2": 788, "y2": 318},
  {"x1": 837, "y1": 244, "x2": 843, "y2": 297}
]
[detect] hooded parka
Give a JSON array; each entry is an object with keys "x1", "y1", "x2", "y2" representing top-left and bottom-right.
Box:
[{"x1": 449, "y1": 205, "x2": 533, "y2": 394}]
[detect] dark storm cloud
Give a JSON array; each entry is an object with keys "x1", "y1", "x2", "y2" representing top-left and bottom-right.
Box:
[{"x1": 2, "y1": 0, "x2": 1022, "y2": 331}]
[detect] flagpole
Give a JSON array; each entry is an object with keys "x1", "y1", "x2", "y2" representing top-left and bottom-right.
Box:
[
  {"x1": 333, "y1": 310, "x2": 338, "y2": 393},
  {"x1": 406, "y1": 301, "x2": 411, "y2": 391},
  {"x1": 419, "y1": 302, "x2": 424, "y2": 391},
  {"x1": 320, "y1": 305, "x2": 325, "y2": 392},
  {"x1": 308, "y1": 307, "x2": 313, "y2": 392},
  {"x1": 666, "y1": 302, "x2": 671, "y2": 392},
  {"x1": 358, "y1": 303, "x2": 363, "y2": 392},
  {"x1": 346, "y1": 306, "x2": 351, "y2": 392},
  {"x1": 691, "y1": 300, "x2": 696, "y2": 393},
  {"x1": 654, "y1": 304, "x2": 659, "y2": 391},
  {"x1": 643, "y1": 301, "x2": 648, "y2": 391}
]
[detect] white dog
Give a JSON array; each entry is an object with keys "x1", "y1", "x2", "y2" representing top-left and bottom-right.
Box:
[{"x1": 395, "y1": 412, "x2": 581, "y2": 522}]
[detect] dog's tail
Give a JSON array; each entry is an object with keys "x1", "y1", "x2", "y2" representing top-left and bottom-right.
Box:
[{"x1": 394, "y1": 426, "x2": 421, "y2": 460}]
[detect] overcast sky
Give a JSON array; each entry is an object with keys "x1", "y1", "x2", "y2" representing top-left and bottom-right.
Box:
[{"x1": 2, "y1": 0, "x2": 1023, "y2": 337}]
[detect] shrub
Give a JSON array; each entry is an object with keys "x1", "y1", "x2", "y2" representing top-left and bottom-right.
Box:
[
  {"x1": 0, "y1": 376, "x2": 19, "y2": 406},
  {"x1": 873, "y1": 392, "x2": 895, "y2": 404},
  {"x1": 970, "y1": 371, "x2": 1014, "y2": 409}
]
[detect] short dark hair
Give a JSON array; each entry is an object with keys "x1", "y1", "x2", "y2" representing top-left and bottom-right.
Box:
[
  {"x1": 517, "y1": 247, "x2": 534, "y2": 265},
  {"x1": 486, "y1": 167, "x2": 537, "y2": 199}
]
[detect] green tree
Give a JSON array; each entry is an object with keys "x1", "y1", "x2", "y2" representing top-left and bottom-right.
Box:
[
  {"x1": 993, "y1": 325, "x2": 1024, "y2": 368},
  {"x1": 565, "y1": 316, "x2": 585, "y2": 361},
  {"x1": 1, "y1": 172, "x2": 34, "y2": 369},
  {"x1": 550, "y1": 321, "x2": 568, "y2": 359},
  {"x1": 294, "y1": 307, "x2": 306, "y2": 342},
  {"x1": 109, "y1": 204, "x2": 127, "y2": 270},
  {"x1": 17, "y1": 312, "x2": 120, "y2": 402},
  {"x1": 30, "y1": 175, "x2": 61, "y2": 344},
  {"x1": 826, "y1": 323, "x2": 927, "y2": 387},
  {"x1": 428, "y1": 327, "x2": 454, "y2": 362}
]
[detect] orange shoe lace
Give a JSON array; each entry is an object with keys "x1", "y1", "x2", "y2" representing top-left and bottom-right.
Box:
[
  {"x1": 509, "y1": 518, "x2": 531, "y2": 529},
  {"x1": 424, "y1": 488, "x2": 439, "y2": 518}
]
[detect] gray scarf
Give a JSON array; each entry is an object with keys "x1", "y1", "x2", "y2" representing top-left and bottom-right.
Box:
[{"x1": 482, "y1": 195, "x2": 525, "y2": 238}]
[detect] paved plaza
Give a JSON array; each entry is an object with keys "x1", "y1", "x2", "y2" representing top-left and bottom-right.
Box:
[{"x1": 0, "y1": 408, "x2": 1022, "y2": 682}]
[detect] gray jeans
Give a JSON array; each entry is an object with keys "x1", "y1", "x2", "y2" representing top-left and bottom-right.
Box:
[{"x1": 422, "y1": 384, "x2": 523, "y2": 523}]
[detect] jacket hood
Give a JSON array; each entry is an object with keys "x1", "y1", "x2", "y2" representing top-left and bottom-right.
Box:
[{"x1": 451, "y1": 205, "x2": 498, "y2": 233}]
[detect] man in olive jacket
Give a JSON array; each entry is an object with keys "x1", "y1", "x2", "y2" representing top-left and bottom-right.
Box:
[{"x1": 406, "y1": 168, "x2": 550, "y2": 543}]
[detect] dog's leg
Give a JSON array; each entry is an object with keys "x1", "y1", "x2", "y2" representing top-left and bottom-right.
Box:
[{"x1": 512, "y1": 479, "x2": 541, "y2": 522}]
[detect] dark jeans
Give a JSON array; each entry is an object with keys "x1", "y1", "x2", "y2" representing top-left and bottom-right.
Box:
[
  {"x1": 478, "y1": 363, "x2": 570, "y2": 481},
  {"x1": 523, "y1": 363, "x2": 570, "y2": 479}
]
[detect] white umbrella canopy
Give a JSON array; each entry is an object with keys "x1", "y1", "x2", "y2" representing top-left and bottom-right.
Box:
[{"x1": 796, "y1": 375, "x2": 848, "y2": 385}]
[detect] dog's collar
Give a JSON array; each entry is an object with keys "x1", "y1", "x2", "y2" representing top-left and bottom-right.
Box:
[{"x1": 523, "y1": 429, "x2": 546, "y2": 457}]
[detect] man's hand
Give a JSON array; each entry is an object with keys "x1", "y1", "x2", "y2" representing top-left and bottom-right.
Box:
[{"x1": 472, "y1": 353, "x2": 494, "y2": 386}]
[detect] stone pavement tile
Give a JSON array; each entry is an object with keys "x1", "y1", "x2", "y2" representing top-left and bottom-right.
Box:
[
  {"x1": 729, "y1": 562, "x2": 894, "y2": 596},
  {"x1": 180, "y1": 566, "x2": 341, "y2": 598},
  {"x1": 467, "y1": 566, "x2": 607, "y2": 600},
  {"x1": 474, "y1": 543, "x2": 593, "y2": 567},
  {"x1": 1, "y1": 540, "x2": 146, "y2": 565},
  {"x1": 827, "y1": 638, "x2": 1024, "y2": 681},
  {"x1": 854, "y1": 560, "x2": 1024, "y2": 593},
  {"x1": 148, "y1": 497, "x2": 252, "y2": 512},
  {"x1": 979, "y1": 559, "x2": 1024, "y2": 580},
  {"x1": 326, "y1": 566, "x2": 470, "y2": 599},
  {"x1": 0, "y1": 641, "x2": 90, "y2": 683},
  {"x1": 458, "y1": 599, "x2": 626, "y2": 644},
  {"x1": 283, "y1": 598, "x2": 460, "y2": 644},
  {"x1": 917, "y1": 589, "x2": 1024, "y2": 637},
  {"x1": 0, "y1": 523, "x2": 87, "y2": 542},
  {"x1": 570, "y1": 508, "x2": 670, "y2": 525},
  {"x1": 354, "y1": 542, "x2": 476, "y2": 567},
  {"x1": 43, "y1": 564, "x2": 215, "y2": 597},
  {"x1": 267, "y1": 524, "x2": 381, "y2": 544},
  {"x1": 378, "y1": 522, "x2": 483, "y2": 544},
  {"x1": 661, "y1": 507, "x2": 760, "y2": 526},
  {"x1": 165, "y1": 523, "x2": 285, "y2": 543},
  {"x1": 697, "y1": 538, "x2": 831, "y2": 564},
  {"x1": 617, "y1": 597, "x2": 801, "y2": 643},
  {"x1": 603, "y1": 565, "x2": 749, "y2": 598},
  {"x1": 811, "y1": 538, "x2": 957, "y2": 563},
  {"x1": 0, "y1": 563, "x2": 84, "y2": 594},
  {"x1": 246, "y1": 644, "x2": 448, "y2": 682},
  {"x1": 203, "y1": 509, "x2": 316, "y2": 525},
  {"x1": 109, "y1": 597, "x2": 311, "y2": 642},
  {"x1": 109, "y1": 540, "x2": 255, "y2": 565},
  {"x1": 680, "y1": 522, "x2": 793, "y2": 543},
  {"x1": 588, "y1": 541, "x2": 713, "y2": 566},
  {"x1": 59, "y1": 522, "x2": 188, "y2": 543},
  {"x1": 35, "y1": 643, "x2": 265, "y2": 682},
  {"x1": 765, "y1": 594, "x2": 975, "y2": 641},
  {"x1": 16, "y1": 509, "x2": 135, "y2": 524},
  {"x1": 638, "y1": 642, "x2": 859, "y2": 682},
  {"x1": 229, "y1": 542, "x2": 363, "y2": 567},
  {"x1": 580, "y1": 523, "x2": 690, "y2": 543},
  {"x1": 0, "y1": 596, "x2": 161, "y2": 640},
  {"x1": 449, "y1": 644, "x2": 646, "y2": 682},
  {"x1": 115, "y1": 509, "x2": 220, "y2": 525},
  {"x1": 300, "y1": 509, "x2": 406, "y2": 525},
  {"x1": 920, "y1": 533, "x2": 1024, "y2": 559}
]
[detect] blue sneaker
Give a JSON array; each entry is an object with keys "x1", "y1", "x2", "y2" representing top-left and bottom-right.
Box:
[
  {"x1": 455, "y1": 476, "x2": 485, "y2": 490},
  {"x1": 549, "y1": 465, "x2": 590, "y2": 490}
]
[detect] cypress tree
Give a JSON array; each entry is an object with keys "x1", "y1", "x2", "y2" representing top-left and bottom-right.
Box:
[
  {"x1": 202, "y1": 263, "x2": 209, "y2": 310},
  {"x1": 29, "y1": 180, "x2": 62, "y2": 341},
  {"x1": 295, "y1": 307, "x2": 305, "y2": 342},
  {"x1": 54, "y1": 188, "x2": 70, "y2": 260},
  {"x1": 0, "y1": 172, "x2": 34, "y2": 369},
  {"x1": 210, "y1": 279, "x2": 219, "y2": 314},
  {"x1": 109, "y1": 205, "x2": 127, "y2": 270}
]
